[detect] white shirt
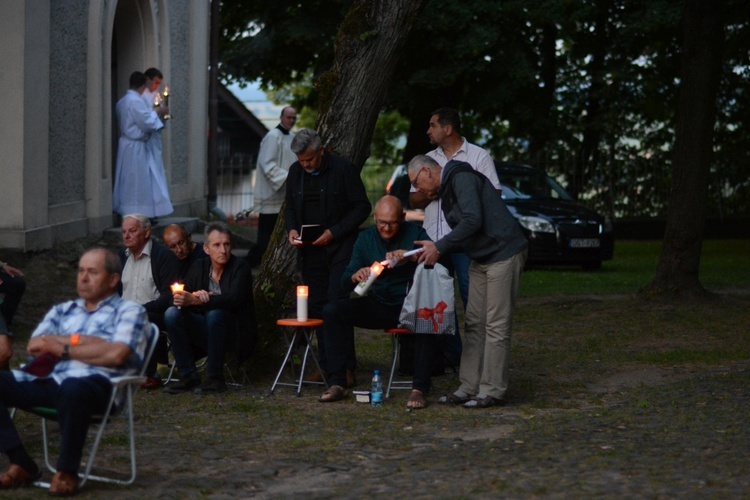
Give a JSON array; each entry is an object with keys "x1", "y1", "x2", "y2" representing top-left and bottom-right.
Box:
[
  {"x1": 417, "y1": 138, "x2": 501, "y2": 241},
  {"x1": 121, "y1": 239, "x2": 160, "y2": 305}
]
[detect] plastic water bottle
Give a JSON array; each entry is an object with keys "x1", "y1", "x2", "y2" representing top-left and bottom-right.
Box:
[{"x1": 371, "y1": 370, "x2": 383, "y2": 407}]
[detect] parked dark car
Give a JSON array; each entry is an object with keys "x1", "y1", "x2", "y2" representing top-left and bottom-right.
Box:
[
  {"x1": 495, "y1": 161, "x2": 614, "y2": 269},
  {"x1": 386, "y1": 161, "x2": 614, "y2": 269}
]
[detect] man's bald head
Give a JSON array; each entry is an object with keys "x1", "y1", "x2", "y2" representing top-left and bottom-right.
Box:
[
  {"x1": 162, "y1": 224, "x2": 194, "y2": 261},
  {"x1": 373, "y1": 195, "x2": 405, "y2": 241}
]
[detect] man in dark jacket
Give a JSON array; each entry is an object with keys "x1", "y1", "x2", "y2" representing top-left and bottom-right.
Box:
[
  {"x1": 119, "y1": 214, "x2": 180, "y2": 389},
  {"x1": 164, "y1": 222, "x2": 257, "y2": 394},
  {"x1": 408, "y1": 155, "x2": 528, "y2": 409},
  {"x1": 284, "y1": 128, "x2": 371, "y2": 376},
  {"x1": 162, "y1": 223, "x2": 207, "y2": 280}
]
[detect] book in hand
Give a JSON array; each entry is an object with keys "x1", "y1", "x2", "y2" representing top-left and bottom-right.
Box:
[{"x1": 294, "y1": 224, "x2": 324, "y2": 243}]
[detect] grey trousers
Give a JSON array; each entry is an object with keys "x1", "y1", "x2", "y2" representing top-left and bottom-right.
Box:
[{"x1": 458, "y1": 249, "x2": 527, "y2": 399}]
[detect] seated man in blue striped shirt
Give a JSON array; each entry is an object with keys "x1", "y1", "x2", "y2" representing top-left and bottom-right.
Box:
[{"x1": 0, "y1": 248, "x2": 150, "y2": 496}]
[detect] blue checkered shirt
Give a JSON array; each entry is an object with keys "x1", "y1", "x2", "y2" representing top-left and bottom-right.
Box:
[{"x1": 13, "y1": 293, "x2": 149, "y2": 384}]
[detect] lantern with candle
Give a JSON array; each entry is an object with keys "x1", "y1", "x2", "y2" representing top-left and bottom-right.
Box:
[
  {"x1": 163, "y1": 86, "x2": 171, "y2": 119},
  {"x1": 354, "y1": 261, "x2": 385, "y2": 296},
  {"x1": 297, "y1": 286, "x2": 309, "y2": 322},
  {"x1": 170, "y1": 282, "x2": 185, "y2": 308}
]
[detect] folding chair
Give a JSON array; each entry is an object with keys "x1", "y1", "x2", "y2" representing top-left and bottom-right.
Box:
[
  {"x1": 25, "y1": 322, "x2": 159, "y2": 488},
  {"x1": 384, "y1": 328, "x2": 413, "y2": 398}
]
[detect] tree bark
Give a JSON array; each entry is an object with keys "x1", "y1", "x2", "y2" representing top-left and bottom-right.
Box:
[
  {"x1": 251, "y1": 0, "x2": 428, "y2": 371},
  {"x1": 316, "y1": 0, "x2": 428, "y2": 165},
  {"x1": 644, "y1": 0, "x2": 725, "y2": 298}
]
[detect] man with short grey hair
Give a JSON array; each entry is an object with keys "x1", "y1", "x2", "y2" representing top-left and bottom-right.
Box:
[
  {"x1": 118, "y1": 213, "x2": 179, "y2": 389},
  {"x1": 284, "y1": 129, "x2": 371, "y2": 380},
  {"x1": 164, "y1": 222, "x2": 257, "y2": 394},
  {"x1": 408, "y1": 154, "x2": 527, "y2": 409}
]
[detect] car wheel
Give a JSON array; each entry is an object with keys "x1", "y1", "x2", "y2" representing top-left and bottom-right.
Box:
[{"x1": 581, "y1": 260, "x2": 602, "y2": 271}]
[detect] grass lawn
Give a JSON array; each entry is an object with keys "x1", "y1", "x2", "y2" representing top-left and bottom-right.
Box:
[{"x1": 519, "y1": 239, "x2": 750, "y2": 297}]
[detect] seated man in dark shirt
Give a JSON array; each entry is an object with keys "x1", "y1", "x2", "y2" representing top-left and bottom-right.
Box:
[
  {"x1": 318, "y1": 196, "x2": 439, "y2": 409},
  {"x1": 162, "y1": 223, "x2": 207, "y2": 280},
  {"x1": 164, "y1": 222, "x2": 257, "y2": 394}
]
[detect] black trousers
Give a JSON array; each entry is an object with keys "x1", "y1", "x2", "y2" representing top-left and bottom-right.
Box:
[
  {"x1": 323, "y1": 295, "x2": 439, "y2": 393},
  {"x1": 0, "y1": 271, "x2": 25, "y2": 333},
  {"x1": 300, "y1": 246, "x2": 350, "y2": 371}
]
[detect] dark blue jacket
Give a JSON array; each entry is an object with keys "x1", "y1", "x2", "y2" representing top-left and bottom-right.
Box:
[{"x1": 284, "y1": 151, "x2": 371, "y2": 267}]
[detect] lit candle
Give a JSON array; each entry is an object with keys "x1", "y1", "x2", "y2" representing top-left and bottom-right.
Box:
[
  {"x1": 171, "y1": 282, "x2": 185, "y2": 308},
  {"x1": 162, "y1": 87, "x2": 171, "y2": 119},
  {"x1": 297, "y1": 286, "x2": 308, "y2": 322},
  {"x1": 354, "y1": 261, "x2": 385, "y2": 296}
]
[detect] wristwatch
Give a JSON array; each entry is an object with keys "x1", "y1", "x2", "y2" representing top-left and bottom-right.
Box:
[{"x1": 61, "y1": 344, "x2": 71, "y2": 361}]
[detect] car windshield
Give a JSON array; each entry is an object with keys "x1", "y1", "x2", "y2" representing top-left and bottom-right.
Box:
[{"x1": 499, "y1": 171, "x2": 574, "y2": 201}]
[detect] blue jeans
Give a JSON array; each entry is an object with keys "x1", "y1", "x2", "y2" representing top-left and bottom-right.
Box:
[
  {"x1": 0, "y1": 372, "x2": 111, "y2": 473},
  {"x1": 164, "y1": 307, "x2": 235, "y2": 379}
]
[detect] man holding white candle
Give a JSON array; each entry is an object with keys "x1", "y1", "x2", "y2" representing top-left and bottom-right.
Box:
[
  {"x1": 138, "y1": 67, "x2": 173, "y2": 223},
  {"x1": 318, "y1": 196, "x2": 439, "y2": 408},
  {"x1": 164, "y1": 222, "x2": 257, "y2": 394}
]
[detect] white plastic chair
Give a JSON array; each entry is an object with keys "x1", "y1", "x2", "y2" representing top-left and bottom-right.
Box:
[{"x1": 25, "y1": 323, "x2": 159, "y2": 488}]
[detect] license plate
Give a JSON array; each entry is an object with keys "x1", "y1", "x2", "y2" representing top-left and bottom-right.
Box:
[{"x1": 569, "y1": 238, "x2": 600, "y2": 248}]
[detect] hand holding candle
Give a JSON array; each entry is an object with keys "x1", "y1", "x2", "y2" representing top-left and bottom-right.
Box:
[
  {"x1": 297, "y1": 286, "x2": 308, "y2": 322},
  {"x1": 354, "y1": 261, "x2": 385, "y2": 296},
  {"x1": 171, "y1": 282, "x2": 185, "y2": 308}
]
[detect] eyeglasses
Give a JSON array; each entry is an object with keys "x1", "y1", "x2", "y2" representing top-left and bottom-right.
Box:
[
  {"x1": 375, "y1": 219, "x2": 400, "y2": 229},
  {"x1": 410, "y1": 167, "x2": 426, "y2": 188}
]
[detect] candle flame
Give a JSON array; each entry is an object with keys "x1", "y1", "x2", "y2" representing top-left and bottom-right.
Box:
[
  {"x1": 371, "y1": 262, "x2": 384, "y2": 275},
  {"x1": 170, "y1": 282, "x2": 185, "y2": 292},
  {"x1": 297, "y1": 285, "x2": 308, "y2": 297}
]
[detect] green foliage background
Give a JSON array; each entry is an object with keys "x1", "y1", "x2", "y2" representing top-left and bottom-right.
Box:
[{"x1": 220, "y1": 0, "x2": 750, "y2": 220}]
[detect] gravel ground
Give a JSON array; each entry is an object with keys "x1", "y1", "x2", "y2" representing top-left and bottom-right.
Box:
[
  {"x1": 7, "y1": 358, "x2": 749, "y2": 498},
  {"x1": 3, "y1": 236, "x2": 749, "y2": 498}
]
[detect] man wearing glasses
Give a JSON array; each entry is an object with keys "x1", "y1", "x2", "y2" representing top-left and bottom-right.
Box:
[
  {"x1": 408, "y1": 155, "x2": 527, "y2": 409},
  {"x1": 409, "y1": 108, "x2": 502, "y2": 370},
  {"x1": 317, "y1": 196, "x2": 437, "y2": 407}
]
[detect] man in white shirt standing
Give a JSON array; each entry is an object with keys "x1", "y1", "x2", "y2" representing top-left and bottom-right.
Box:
[
  {"x1": 409, "y1": 107, "x2": 502, "y2": 369},
  {"x1": 247, "y1": 106, "x2": 298, "y2": 267}
]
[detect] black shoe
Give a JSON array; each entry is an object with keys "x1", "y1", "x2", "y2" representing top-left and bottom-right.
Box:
[
  {"x1": 437, "y1": 392, "x2": 473, "y2": 405},
  {"x1": 194, "y1": 377, "x2": 227, "y2": 394},
  {"x1": 164, "y1": 374, "x2": 201, "y2": 394},
  {"x1": 463, "y1": 395, "x2": 505, "y2": 408}
]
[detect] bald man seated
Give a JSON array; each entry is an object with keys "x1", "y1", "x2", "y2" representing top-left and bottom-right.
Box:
[
  {"x1": 162, "y1": 224, "x2": 207, "y2": 280},
  {"x1": 318, "y1": 196, "x2": 440, "y2": 409}
]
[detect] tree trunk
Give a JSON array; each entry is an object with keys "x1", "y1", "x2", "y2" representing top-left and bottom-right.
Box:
[
  {"x1": 643, "y1": 0, "x2": 725, "y2": 298},
  {"x1": 251, "y1": 0, "x2": 427, "y2": 372},
  {"x1": 315, "y1": 0, "x2": 428, "y2": 164}
]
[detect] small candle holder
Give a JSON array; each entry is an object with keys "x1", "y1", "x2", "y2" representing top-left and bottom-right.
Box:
[
  {"x1": 170, "y1": 282, "x2": 185, "y2": 308},
  {"x1": 297, "y1": 286, "x2": 308, "y2": 322},
  {"x1": 162, "y1": 86, "x2": 171, "y2": 120}
]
